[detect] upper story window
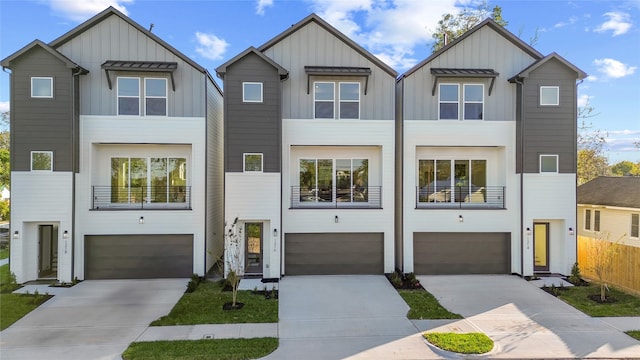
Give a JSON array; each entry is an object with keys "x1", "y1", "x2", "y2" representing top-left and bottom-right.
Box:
[
  {"x1": 117, "y1": 77, "x2": 167, "y2": 116},
  {"x1": 244, "y1": 153, "x2": 263, "y2": 172},
  {"x1": 243, "y1": 82, "x2": 263, "y2": 103},
  {"x1": 540, "y1": 154, "x2": 558, "y2": 173},
  {"x1": 631, "y1": 213, "x2": 639, "y2": 238},
  {"x1": 299, "y1": 158, "x2": 369, "y2": 204},
  {"x1": 313, "y1": 81, "x2": 360, "y2": 119},
  {"x1": 418, "y1": 159, "x2": 488, "y2": 204},
  {"x1": 31, "y1": 151, "x2": 53, "y2": 171},
  {"x1": 110, "y1": 156, "x2": 187, "y2": 205},
  {"x1": 439, "y1": 83, "x2": 484, "y2": 120},
  {"x1": 31, "y1": 77, "x2": 53, "y2": 98},
  {"x1": 585, "y1": 209, "x2": 592, "y2": 230},
  {"x1": 540, "y1": 86, "x2": 559, "y2": 106}
]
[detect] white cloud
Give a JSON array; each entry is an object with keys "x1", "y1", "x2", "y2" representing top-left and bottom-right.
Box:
[
  {"x1": 47, "y1": 0, "x2": 133, "y2": 22},
  {"x1": 577, "y1": 94, "x2": 593, "y2": 107},
  {"x1": 256, "y1": 0, "x2": 273, "y2": 15},
  {"x1": 595, "y1": 11, "x2": 632, "y2": 36},
  {"x1": 593, "y1": 58, "x2": 637, "y2": 79},
  {"x1": 309, "y1": 0, "x2": 460, "y2": 70},
  {"x1": 554, "y1": 16, "x2": 577, "y2": 28},
  {"x1": 0, "y1": 101, "x2": 9, "y2": 113},
  {"x1": 195, "y1": 32, "x2": 229, "y2": 60}
]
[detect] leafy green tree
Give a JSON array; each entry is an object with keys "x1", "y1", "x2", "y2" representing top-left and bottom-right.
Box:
[
  {"x1": 609, "y1": 160, "x2": 640, "y2": 176},
  {"x1": 577, "y1": 103, "x2": 608, "y2": 185},
  {"x1": 431, "y1": 1, "x2": 507, "y2": 52},
  {"x1": 0, "y1": 111, "x2": 8, "y2": 190}
]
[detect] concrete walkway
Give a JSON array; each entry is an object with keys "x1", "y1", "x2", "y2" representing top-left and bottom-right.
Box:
[
  {"x1": 0, "y1": 257, "x2": 8, "y2": 266},
  {"x1": 419, "y1": 275, "x2": 640, "y2": 359}
]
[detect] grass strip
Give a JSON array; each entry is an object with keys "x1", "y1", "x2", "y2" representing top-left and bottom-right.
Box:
[
  {"x1": 151, "y1": 280, "x2": 278, "y2": 325},
  {"x1": 398, "y1": 289, "x2": 462, "y2": 319},
  {"x1": 626, "y1": 330, "x2": 640, "y2": 341},
  {"x1": 424, "y1": 332, "x2": 493, "y2": 354},
  {"x1": 553, "y1": 284, "x2": 640, "y2": 317},
  {"x1": 0, "y1": 293, "x2": 52, "y2": 330},
  {"x1": 122, "y1": 338, "x2": 278, "y2": 360},
  {"x1": 0, "y1": 248, "x2": 8, "y2": 260}
]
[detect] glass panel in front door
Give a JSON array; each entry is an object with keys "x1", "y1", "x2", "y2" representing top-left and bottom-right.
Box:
[
  {"x1": 534, "y1": 223, "x2": 549, "y2": 271},
  {"x1": 245, "y1": 223, "x2": 262, "y2": 275}
]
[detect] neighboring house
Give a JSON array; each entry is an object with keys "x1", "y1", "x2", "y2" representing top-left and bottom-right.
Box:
[
  {"x1": 578, "y1": 176, "x2": 640, "y2": 247},
  {"x1": 216, "y1": 14, "x2": 397, "y2": 277},
  {"x1": 397, "y1": 19, "x2": 586, "y2": 276},
  {"x1": 1, "y1": 7, "x2": 224, "y2": 283}
]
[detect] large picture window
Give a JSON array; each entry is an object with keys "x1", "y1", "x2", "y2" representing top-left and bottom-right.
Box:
[
  {"x1": 111, "y1": 157, "x2": 187, "y2": 204},
  {"x1": 299, "y1": 158, "x2": 368, "y2": 204},
  {"x1": 418, "y1": 159, "x2": 486, "y2": 203}
]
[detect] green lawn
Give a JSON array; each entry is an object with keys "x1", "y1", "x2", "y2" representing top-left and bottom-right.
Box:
[
  {"x1": 554, "y1": 284, "x2": 640, "y2": 317},
  {"x1": 626, "y1": 330, "x2": 640, "y2": 341},
  {"x1": 123, "y1": 338, "x2": 278, "y2": 360},
  {"x1": 0, "y1": 248, "x2": 8, "y2": 260},
  {"x1": 1, "y1": 263, "x2": 19, "y2": 293},
  {"x1": 1, "y1": 264, "x2": 52, "y2": 330},
  {"x1": 151, "y1": 279, "x2": 278, "y2": 325},
  {"x1": 398, "y1": 289, "x2": 463, "y2": 319},
  {"x1": 424, "y1": 332, "x2": 493, "y2": 354}
]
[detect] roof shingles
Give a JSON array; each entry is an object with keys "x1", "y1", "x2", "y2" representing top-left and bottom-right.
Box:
[{"x1": 577, "y1": 177, "x2": 640, "y2": 209}]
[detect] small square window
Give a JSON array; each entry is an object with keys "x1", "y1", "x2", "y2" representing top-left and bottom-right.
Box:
[
  {"x1": 243, "y1": 153, "x2": 263, "y2": 172},
  {"x1": 31, "y1": 151, "x2": 53, "y2": 171},
  {"x1": 540, "y1": 155, "x2": 558, "y2": 173},
  {"x1": 31, "y1": 77, "x2": 53, "y2": 98},
  {"x1": 540, "y1": 86, "x2": 559, "y2": 106},
  {"x1": 243, "y1": 82, "x2": 263, "y2": 103}
]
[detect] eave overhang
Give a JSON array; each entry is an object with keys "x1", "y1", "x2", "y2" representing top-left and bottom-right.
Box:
[
  {"x1": 430, "y1": 68, "x2": 500, "y2": 96},
  {"x1": 101, "y1": 60, "x2": 178, "y2": 91},
  {"x1": 304, "y1": 66, "x2": 372, "y2": 94}
]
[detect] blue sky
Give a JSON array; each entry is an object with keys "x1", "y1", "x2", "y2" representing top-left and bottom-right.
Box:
[{"x1": 1, "y1": 0, "x2": 638, "y2": 163}]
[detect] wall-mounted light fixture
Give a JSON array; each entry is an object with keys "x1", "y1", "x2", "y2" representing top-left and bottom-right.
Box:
[
  {"x1": 568, "y1": 227, "x2": 574, "y2": 236},
  {"x1": 526, "y1": 228, "x2": 532, "y2": 236},
  {"x1": 273, "y1": 228, "x2": 278, "y2": 237},
  {"x1": 63, "y1": 230, "x2": 69, "y2": 239},
  {"x1": 13, "y1": 230, "x2": 19, "y2": 239},
  {"x1": 335, "y1": 215, "x2": 339, "y2": 223},
  {"x1": 139, "y1": 216, "x2": 145, "y2": 224},
  {"x1": 458, "y1": 215, "x2": 464, "y2": 223}
]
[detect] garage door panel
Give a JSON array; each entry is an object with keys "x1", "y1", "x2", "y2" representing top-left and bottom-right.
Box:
[
  {"x1": 285, "y1": 233, "x2": 383, "y2": 275},
  {"x1": 85, "y1": 234, "x2": 193, "y2": 279},
  {"x1": 414, "y1": 232, "x2": 510, "y2": 274}
]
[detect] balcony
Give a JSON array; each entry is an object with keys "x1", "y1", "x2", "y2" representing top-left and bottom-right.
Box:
[
  {"x1": 416, "y1": 186, "x2": 505, "y2": 209},
  {"x1": 291, "y1": 186, "x2": 382, "y2": 209},
  {"x1": 92, "y1": 186, "x2": 191, "y2": 210}
]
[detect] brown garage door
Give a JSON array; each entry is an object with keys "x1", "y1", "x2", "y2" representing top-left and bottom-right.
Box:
[
  {"x1": 285, "y1": 233, "x2": 384, "y2": 275},
  {"x1": 414, "y1": 232, "x2": 510, "y2": 274},
  {"x1": 85, "y1": 234, "x2": 193, "y2": 279}
]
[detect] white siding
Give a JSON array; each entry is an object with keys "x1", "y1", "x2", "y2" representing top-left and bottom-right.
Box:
[
  {"x1": 10, "y1": 172, "x2": 73, "y2": 283},
  {"x1": 577, "y1": 206, "x2": 640, "y2": 248},
  {"x1": 283, "y1": 119, "x2": 395, "y2": 272},
  {"x1": 225, "y1": 173, "x2": 281, "y2": 278},
  {"x1": 402, "y1": 121, "x2": 520, "y2": 273},
  {"x1": 523, "y1": 174, "x2": 577, "y2": 274},
  {"x1": 75, "y1": 115, "x2": 207, "y2": 279}
]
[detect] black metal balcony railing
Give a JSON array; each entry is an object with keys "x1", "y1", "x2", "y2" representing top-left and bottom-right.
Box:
[
  {"x1": 291, "y1": 186, "x2": 382, "y2": 209},
  {"x1": 416, "y1": 186, "x2": 505, "y2": 209},
  {"x1": 92, "y1": 186, "x2": 192, "y2": 210}
]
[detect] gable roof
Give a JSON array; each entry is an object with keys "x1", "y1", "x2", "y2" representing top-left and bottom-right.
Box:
[
  {"x1": 257, "y1": 13, "x2": 397, "y2": 78},
  {"x1": 215, "y1": 46, "x2": 289, "y2": 79},
  {"x1": 1, "y1": 39, "x2": 88, "y2": 74},
  {"x1": 509, "y1": 52, "x2": 587, "y2": 82},
  {"x1": 401, "y1": 18, "x2": 543, "y2": 79},
  {"x1": 48, "y1": 6, "x2": 206, "y2": 74},
  {"x1": 578, "y1": 176, "x2": 640, "y2": 209}
]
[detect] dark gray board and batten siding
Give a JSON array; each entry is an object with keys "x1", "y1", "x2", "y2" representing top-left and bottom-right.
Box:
[
  {"x1": 517, "y1": 58, "x2": 579, "y2": 174},
  {"x1": 8, "y1": 46, "x2": 77, "y2": 172},
  {"x1": 223, "y1": 53, "x2": 282, "y2": 173}
]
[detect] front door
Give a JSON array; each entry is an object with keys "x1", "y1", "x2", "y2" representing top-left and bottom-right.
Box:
[
  {"x1": 533, "y1": 222, "x2": 549, "y2": 272},
  {"x1": 38, "y1": 225, "x2": 57, "y2": 278},
  {"x1": 245, "y1": 223, "x2": 263, "y2": 276}
]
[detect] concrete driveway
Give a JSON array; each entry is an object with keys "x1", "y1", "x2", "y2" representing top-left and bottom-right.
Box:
[
  {"x1": 0, "y1": 279, "x2": 187, "y2": 360},
  {"x1": 419, "y1": 275, "x2": 640, "y2": 359},
  {"x1": 263, "y1": 275, "x2": 441, "y2": 360}
]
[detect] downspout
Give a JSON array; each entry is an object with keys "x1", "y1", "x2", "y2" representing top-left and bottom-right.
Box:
[{"x1": 514, "y1": 77, "x2": 525, "y2": 277}]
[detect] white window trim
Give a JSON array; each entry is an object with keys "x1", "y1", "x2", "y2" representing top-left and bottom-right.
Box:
[
  {"x1": 463, "y1": 83, "x2": 484, "y2": 120},
  {"x1": 540, "y1": 86, "x2": 559, "y2": 106},
  {"x1": 539, "y1": 154, "x2": 559, "y2": 173},
  {"x1": 338, "y1": 82, "x2": 360, "y2": 120},
  {"x1": 438, "y1": 83, "x2": 460, "y2": 120},
  {"x1": 242, "y1": 82, "x2": 263, "y2": 103},
  {"x1": 631, "y1": 213, "x2": 639, "y2": 238},
  {"x1": 144, "y1": 78, "x2": 168, "y2": 116},
  {"x1": 313, "y1": 81, "x2": 335, "y2": 119},
  {"x1": 117, "y1": 77, "x2": 141, "y2": 116},
  {"x1": 31, "y1": 77, "x2": 53, "y2": 98},
  {"x1": 31, "y1": 151, "x2": 53, "y2": 171},
  {"x1": 243, "y1": 153, "x2": 263, "y2": 173}
]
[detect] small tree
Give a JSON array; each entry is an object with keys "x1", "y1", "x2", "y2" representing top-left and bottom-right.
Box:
[
  {"x1": 588, "y1": 233, "x2": 622, "y2": 302},
  {"x1": 224, "y1": 217, "x2": 243, "y2": 308}
]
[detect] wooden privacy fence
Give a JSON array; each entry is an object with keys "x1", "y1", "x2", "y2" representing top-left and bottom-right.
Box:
[{"x1": 577, "y1": 235, "x2": 640, "y2": 295}]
